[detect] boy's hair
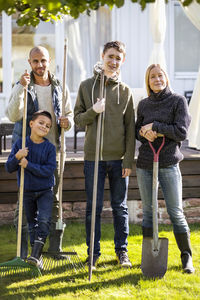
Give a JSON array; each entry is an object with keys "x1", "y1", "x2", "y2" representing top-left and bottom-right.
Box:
[
  {"x1": 31, "y1": 110, "x2": 52, "y2": 123},
  {"x1": 145, "y1": 64, "x2": 169, "y2": 96},
  {"x1": 103, "y1": 41, "x2": 126, "y2": 57}
]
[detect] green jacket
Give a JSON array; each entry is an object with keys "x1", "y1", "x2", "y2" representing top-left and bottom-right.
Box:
[{"x1": 74, "y1": 67, "x2": 135, "y2": 169}]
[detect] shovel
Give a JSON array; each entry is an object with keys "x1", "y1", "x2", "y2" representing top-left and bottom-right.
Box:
[{"x1": 141, "y1": 136, "x2": 168, "y2": 278}]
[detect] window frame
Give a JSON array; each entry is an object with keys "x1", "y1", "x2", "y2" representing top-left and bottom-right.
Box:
[{"x1": 171, "y1": 0, "x2": 199, "y2": 80}]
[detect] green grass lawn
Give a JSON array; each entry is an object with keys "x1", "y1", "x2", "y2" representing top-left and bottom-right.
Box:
[{"x1": 0, "y1": 223, "x2": 199, "y2": 300}]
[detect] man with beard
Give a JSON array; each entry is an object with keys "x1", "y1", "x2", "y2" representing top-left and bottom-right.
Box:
[{"x1": 6, "y1": 46, "x2": 73, "y2": 259}]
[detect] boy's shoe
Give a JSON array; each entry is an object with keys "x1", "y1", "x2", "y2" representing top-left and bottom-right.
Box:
[
  {"x1": 86, "y1": 254, "x2": 99, "y2": 270},
  {"x1": 116, "y1": 251, "x2": 132, "y2": 268},
  {"x1": 27, "y1": 256, "x2": 40, "y2": 268}
]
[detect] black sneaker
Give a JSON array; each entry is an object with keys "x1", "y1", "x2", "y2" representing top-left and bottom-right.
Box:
[
  {"x1": 86, "y1": 255, "x2": 99, "y2": 270},
  {"x1": 116, "y1": 251, "x2": 132, "y2": 268}
]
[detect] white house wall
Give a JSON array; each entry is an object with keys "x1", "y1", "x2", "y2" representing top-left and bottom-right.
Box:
[
  {"x1": 111, "y1": 1, "x2": 196, "y2": 94},
  {"x1": 0, "y1": 2, "x2": 197, "y2": 121}
]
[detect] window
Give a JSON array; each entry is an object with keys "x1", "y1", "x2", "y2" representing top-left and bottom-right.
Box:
[
  {"x1": 174, "y1": 2, "x2": 200, "y2": 75},
  {"x1": 0, "y1": 14, "x2": 2, "y2": 93},
  {"x1": 11, "y1": 15, "x2": 55, "y2": 85},
  {"x1": 64, "y1": 7, "x2": 111, "y2": 92}
]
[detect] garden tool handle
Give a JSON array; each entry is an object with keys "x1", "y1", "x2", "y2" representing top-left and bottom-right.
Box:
[
  {"x1": 89, "y1": 70, "x2": 104, "y2": 281},
  {"x1": 148, "y1": 136, "x2": 165, "y2": 251},
  {"x1": 148, "y1": 135, "x2": 165, "y2": 162},
  {"x1": 17, "y1": 85, "x2": 27, "y2": 257},
  {"x1": 57, "y1": 39, "x2": 67, "y2": 229}
]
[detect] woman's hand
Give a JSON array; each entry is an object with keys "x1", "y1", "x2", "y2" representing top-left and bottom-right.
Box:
[
  {"x1": 139, "y1": 128, "x2": 157, "y2": 142},
  {"x1": 140, "y1": 123, "x2": 153, "y2": 135}
]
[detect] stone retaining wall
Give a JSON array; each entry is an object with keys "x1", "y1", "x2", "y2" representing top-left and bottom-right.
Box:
[{"x1": 1, "y1": 198, "x2": 200, "y2": 226}]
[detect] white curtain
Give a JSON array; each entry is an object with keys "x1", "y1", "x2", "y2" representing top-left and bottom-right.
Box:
[
  {"x1": 181, "y1": 1, "x2": 200, "y2": 149},
  {"x1": 148, "y1": 0, "x2": 167, "y2": 71},
  {"x1": 64, "y1": 8, "x2": 111, "y2": 93}
]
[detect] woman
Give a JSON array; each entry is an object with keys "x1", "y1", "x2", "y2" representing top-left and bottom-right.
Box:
[{"x1": 135, "y1": 64, "x2": 194, "y2": 273}]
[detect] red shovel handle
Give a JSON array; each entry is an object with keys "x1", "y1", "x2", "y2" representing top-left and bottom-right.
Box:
[{"x1": 149, "y1": 136, "x2": 165, "y2": 162}]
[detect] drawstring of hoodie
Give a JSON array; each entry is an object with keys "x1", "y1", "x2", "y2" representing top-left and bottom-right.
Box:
[
  {"x1": 91, "y1": 62, "x2": 121, "y2": 159},
  {"x1": 92, "y1": 61, "x2": 120, "y2": 105},
  {"x1": 91, "y1": 75, "x2": 98, "y2": 105},
  {"x1": 117, "y1": 82, "x2": 120, "y2": 104}
]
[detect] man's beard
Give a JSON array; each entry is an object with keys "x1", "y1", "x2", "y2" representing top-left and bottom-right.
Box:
[{"x1": 32, "y1": 69, "x2": 46, "y2": 77}]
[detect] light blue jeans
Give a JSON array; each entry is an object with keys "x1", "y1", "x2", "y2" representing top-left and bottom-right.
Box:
[{"x1": 136, "y1": 164, "x2": 189, "y2": 233}]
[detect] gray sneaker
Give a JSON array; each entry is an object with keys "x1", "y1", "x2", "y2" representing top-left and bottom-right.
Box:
[
  {"x1": 86, "y1": 255, "x2": 99, "y2": 270},
  {"x1": 116, "y1": 251, "x2": 132, "y2": 268}
]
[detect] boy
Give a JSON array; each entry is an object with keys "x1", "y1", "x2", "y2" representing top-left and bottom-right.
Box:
[
  {"x1": 6, "y1": 110, "x2": 56, "y2": 267},
  {"x1": 74, "y1": 41, "x2": 135, "y2": 269}
]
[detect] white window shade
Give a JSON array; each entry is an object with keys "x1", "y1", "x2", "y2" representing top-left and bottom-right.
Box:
[
  {"x1": 175, "y1": 3, "x2": 200, "y2": 73},
  {"x1": 64, "y1": 7, "x2": 111, "y2": 93}
]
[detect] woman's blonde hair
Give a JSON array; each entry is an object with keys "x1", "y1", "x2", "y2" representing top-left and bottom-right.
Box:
[{"x1": 145, "y1": 64, "x2": 169, "y2": 96}]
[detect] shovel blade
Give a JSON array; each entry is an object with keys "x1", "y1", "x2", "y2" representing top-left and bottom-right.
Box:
[{"x1": 141, "y1": 237, "x2": 168, "y2": 278}]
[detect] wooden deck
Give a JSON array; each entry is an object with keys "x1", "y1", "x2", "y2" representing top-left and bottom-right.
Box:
[{"x1": 0, "y1": 137, "x2": 200, "y2": 205}]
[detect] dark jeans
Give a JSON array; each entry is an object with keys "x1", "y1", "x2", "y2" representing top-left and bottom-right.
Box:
[
  {"x1": 23, "y1": 188, "x2": 53, "y2": 245},
  {"x1": 84, "y1": 160, "x2": 129, "y2": 257}
]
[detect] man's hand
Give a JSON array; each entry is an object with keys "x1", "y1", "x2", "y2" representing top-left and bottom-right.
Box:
[
  {"x1": 15, "y1": 147, "x2": 29, "y2": 161},
  {"x1": 93, "y1": 98, "x2": 105, "y2": 114},
  {"x1": 20, "y1": 71, "x2": 30, "y2": 87},
  {"x1": 59, "y1": 116, "x2": 69, "y2": 129},
  {"x1": 19, "y1": 157, "x2": 28, "y2": 169},
  {"x1": 122, "y1": 168, "x2": 132, "y2": 178}
]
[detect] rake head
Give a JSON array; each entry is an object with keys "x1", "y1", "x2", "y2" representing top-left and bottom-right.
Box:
[
  {"x1": 41, "y1": 251, "x2": 85, "y2": 273},
  {"x1": 0, "y1": 256, "x2": 42, "y2": 277}
]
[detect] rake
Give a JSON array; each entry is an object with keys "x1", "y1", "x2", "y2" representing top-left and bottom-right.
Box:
[
  {"x1": 0, "y1": 85, "x2": 41, "y2": 277},
  {"x1": 41, "y1": 40, "x2": 85, "y2": 273}
]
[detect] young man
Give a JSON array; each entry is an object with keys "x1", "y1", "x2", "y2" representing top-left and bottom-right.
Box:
[
  {"x1": 74, "y1": 41, "x2": 135, "y2": 268},
  {"x1": 5, "y1": 46, "x2": 73, "y2": 259},
  {"x1": 6, "y1": 110, "x2": 56, "y2": 267}
]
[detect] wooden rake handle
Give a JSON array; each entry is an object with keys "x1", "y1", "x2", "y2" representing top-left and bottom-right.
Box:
[
  {"x1": 57, "y1": 39, "x2": 67, "y2": 226},
  {"x1": 17, "y1": 87, "x2": 27, "y2": 257}
]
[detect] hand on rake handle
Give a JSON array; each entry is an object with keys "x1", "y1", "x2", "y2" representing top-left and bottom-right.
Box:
[
  {"x1": 19, "y1": 157, "x2": 28, "y2": 169},
  {"x1": 93, "y1": 98, "x2": 105, "y2": 114},
  {"x1": 20, "y1": 70, "x2": 30, "y2": 87},
  {"x1": 59, "y1": 116, "x2": 69, "y2": 129},
  {"x1": 15, "y1": 147, "x2": 29, "y2": 160}
]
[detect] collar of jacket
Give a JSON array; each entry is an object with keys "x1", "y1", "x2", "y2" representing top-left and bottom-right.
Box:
[
  {"x1": 93, "y1": 61, "x2": 120, "y2": 84},
  {"x1": 149, "y1": 86, "x2": 172, "y2": 102},
  {"x1": 29, "y1": 71, "x2": 61, "y2": 90}
]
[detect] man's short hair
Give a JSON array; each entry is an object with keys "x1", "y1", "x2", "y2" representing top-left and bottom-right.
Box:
[
  {"x1": 29, "y1": 46, "x2": 49, "y2": 59},
  {"x1": 31, "y1": 110, "x2": 52, "y2": 123},
  {"x1": 103, "y1": 41, "x2": 126, "y2": 57}
]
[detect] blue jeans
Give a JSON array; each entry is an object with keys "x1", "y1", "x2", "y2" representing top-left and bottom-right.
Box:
[
  {"x1": 84, "y1": 160, "x2": 129, "y2": 257},
  {"x1": 136, "y1": 164, "x2": 189, "y2": 234},
  {"x1": 23, "y1": 188, "x2": 53, "y2": 245}
]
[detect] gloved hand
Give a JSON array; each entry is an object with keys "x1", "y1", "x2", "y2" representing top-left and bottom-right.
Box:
[{"x1": 93, "y1": 98, "x2": 105, "y2": 114}]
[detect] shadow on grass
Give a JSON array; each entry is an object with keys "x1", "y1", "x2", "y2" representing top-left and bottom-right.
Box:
[{"x1": 0, "y1": 270, "x2": 144, "y2": 300}]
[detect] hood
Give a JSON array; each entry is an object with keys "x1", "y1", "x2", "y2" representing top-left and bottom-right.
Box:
[
  {"x1": 92, "y1": 61, "x2": 121, "y2": 105},
  {"x1": 93, "y1": 61, "x2": 121, "y2": 83}
]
